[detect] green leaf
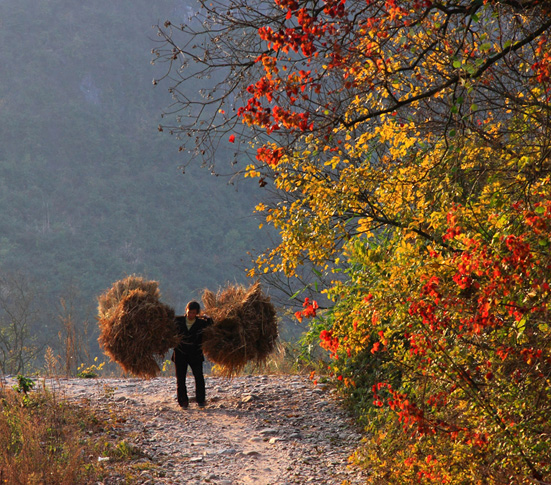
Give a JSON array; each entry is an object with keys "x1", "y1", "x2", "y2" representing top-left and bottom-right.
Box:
[
  {"x1": 465, "y1": 63, "x2": 476, "y2": 75},
  {"x1": 453, "y1": 59, "x2": 461, "y2": 69},
  {"x1": 517, "y1": 316, "x2": 527, "y2": 341},
  {"x1": 480, "y1": 42, "x2": 492, "y2": 52}
]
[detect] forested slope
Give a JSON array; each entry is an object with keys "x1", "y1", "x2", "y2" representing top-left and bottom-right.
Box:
[{"x1": 0, "y1": 0, "x2": 268, "y2": 363}]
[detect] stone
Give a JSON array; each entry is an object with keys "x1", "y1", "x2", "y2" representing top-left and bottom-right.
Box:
[
  {"x1": 37, "y1": 375, "x2": 365, "y2": 485},
  {"x1": 241, "y1": 394, "x2": 257, "y2": 403},
  {"x1": 218, "y1": 448, "x2": 238, "y2": 455}
]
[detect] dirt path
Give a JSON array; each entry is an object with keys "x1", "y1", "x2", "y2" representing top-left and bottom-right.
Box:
[{"x1": 46, "y1": 374, "x2": 367, "y2": 484}]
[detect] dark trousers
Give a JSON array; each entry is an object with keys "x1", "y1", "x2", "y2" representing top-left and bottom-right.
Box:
[{"x1": 175, "y1": 360, "x2": 205, "y2": 405}]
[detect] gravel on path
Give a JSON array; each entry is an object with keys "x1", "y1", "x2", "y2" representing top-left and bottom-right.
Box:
[{"x1": 35, "y1": 374, "x2": 368, "y2": 485}]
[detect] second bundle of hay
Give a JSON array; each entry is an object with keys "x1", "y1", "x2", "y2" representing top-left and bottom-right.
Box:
[
  {"x1": 201, "y1": 282, "x2": 278, "y2": 376},
  {"x1": 97, "y1": 275, "x2": 179, "y2": 378}
]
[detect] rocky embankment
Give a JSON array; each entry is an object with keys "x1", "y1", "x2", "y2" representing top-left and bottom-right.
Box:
[{"x1": 42, "y1": 374, "x2": 368, "y2": 484}]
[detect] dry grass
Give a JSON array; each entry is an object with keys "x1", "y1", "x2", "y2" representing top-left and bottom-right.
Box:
[
  {"x1": 209, "y1": 340, "x2": 317, "y2": 377},
  {"x1": 97, "y1": 276, "x2": 179, "y2": 378},
  {"x1": 97, "y1": 276, "x2": 160, "y2": 317},
  {"x1": 202, "y1": 281, "x2": 278, "y2": 376},
  {"x1": 0, "y1": 381, "x2": 101, "y2": 484},
  {"x1": 0, "y1": 377, "x2": 157, "y2": 484}
]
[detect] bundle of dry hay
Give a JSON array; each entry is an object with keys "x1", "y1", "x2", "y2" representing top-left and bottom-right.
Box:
[
  {"x1": 201, "y1": 281, "x2": 278, "y2": 376},
  {"x1": 97, "y1": 275, "x2": 179, "y2": 378}
]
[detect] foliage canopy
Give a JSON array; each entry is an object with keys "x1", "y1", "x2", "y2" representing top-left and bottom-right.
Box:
[{"x1": 156, "y1": 0, "x2": 551, "y2": 482}]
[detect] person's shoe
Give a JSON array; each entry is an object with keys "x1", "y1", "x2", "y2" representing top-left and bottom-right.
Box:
[
  {"x1": 179, "y1": 401, "x2": 189, "y2": 409},
  {"x1": 197, "y1": 402, "x2": 205, "y2": 408}
]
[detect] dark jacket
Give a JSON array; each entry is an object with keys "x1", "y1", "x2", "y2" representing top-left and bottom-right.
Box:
[{"x1": 172, "y1": 315, "x2": 213, "y2": 364}]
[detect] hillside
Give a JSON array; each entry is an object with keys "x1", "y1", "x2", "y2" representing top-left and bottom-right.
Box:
[{"x1": 0, "y1": 0, "x2": 272, "y2": 361}]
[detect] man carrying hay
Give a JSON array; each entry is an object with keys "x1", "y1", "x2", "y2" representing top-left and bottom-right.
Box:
[{"x1": 172, "y1": 300, "x2": 213, "y2": 408}]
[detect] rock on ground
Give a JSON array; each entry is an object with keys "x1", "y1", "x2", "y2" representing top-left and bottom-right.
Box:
[{"x1": 41, "y1": 375, "x2": 369, "y2": 484}]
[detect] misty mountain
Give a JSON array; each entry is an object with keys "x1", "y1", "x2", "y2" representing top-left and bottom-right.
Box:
[{"x1": 0, "y1": 0, "x2": 271, "y2": 354}]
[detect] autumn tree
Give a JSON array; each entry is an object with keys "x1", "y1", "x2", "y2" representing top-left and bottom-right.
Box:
[
  {"x1": 155, "y1": 0, "x2": 550, "y2": 271},
  {"x1": 155, "y1": 0, "x2": 551, "y2": 482}
]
